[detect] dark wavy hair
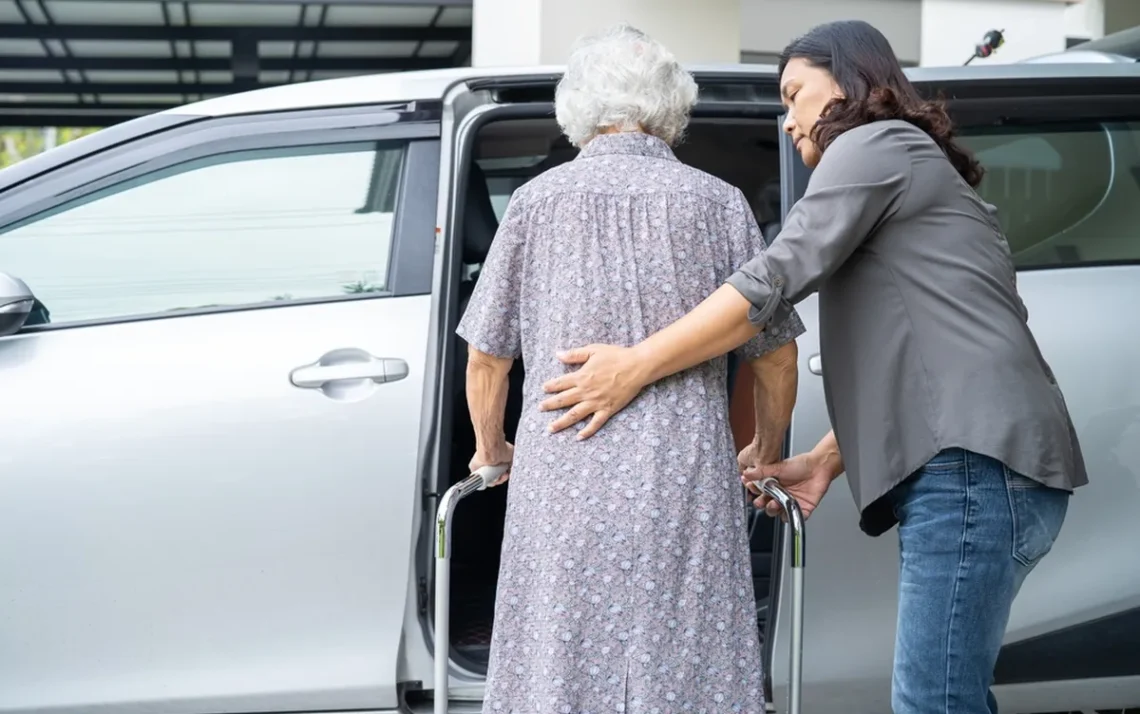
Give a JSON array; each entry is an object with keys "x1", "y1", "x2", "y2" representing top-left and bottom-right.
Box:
[{"x1": 778, "y1": 20, "x2": 984, "y2": 188}]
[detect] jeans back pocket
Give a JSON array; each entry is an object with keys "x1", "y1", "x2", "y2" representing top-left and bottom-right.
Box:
[{"x1": 1004, "y1": 467, "x2": 1070, "y2": 568}]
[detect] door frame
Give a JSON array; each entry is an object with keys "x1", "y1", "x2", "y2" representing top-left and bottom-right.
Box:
[
  {"x1": 410, "y1": 70, "x2": 797, "y2": 701},
  {"x1": 415, "y1": 96, "x2": 558, "y2": 690}
]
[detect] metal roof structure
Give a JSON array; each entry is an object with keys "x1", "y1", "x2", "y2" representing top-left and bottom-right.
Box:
[{"x1": 0, "y1": 0, "x2": 473, "y2": 126}]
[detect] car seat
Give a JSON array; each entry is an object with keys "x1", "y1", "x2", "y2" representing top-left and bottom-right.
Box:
[{"x1": 757, "y1": 179, "x2": 782, "y2": 246}]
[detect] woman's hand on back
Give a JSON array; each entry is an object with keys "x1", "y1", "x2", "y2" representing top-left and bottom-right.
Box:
[
  {"x1": 539, "y1": 286, "x2": 762, "y2": 440},
  {"x1": 539, "y1": 344, "x2": 650, "y2": 439}
]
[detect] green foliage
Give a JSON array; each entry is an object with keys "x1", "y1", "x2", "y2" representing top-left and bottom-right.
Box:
[
  {"x1": 0, "y1": 127, "x2": 101, "y2": 169},
  {"x1": 342, "y1": 279, "x2": 385, "y2": 294}
]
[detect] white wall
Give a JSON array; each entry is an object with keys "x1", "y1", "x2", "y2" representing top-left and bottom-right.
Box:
[
  {"x1": 541, "y1": 0, "x2": 741, "y2": 65},
  {"x1": 740, "y1": 0, "x2": 922, "y2": 65},
  {"x1": 471, "y1": 0, "x2": 542, "y2": 68},
  {"x1": 1065, "y1": 0, "x2": 1105, "y2": 41},
  {"x1": 920, "y1": 0, "x2": 1070, "y2": 66},
  {"x1": 473, "y1": 0, "x2": 741, "y2": 67},
  {"x1": 740, "y1": 0, "x2": 1102, "y2": 69},
  {"x1": 472, "y1": 0, "x2": 1120, "y2": 71}
]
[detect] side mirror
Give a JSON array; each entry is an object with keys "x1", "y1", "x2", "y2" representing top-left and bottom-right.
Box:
[{"x1": 0, "y1": 272, "x2": 34, "y2": 337}]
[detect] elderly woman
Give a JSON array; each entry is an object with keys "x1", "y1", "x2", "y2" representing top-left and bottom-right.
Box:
[{"x1": 457, "y1": 24, "x2": 804, "y2": 714}]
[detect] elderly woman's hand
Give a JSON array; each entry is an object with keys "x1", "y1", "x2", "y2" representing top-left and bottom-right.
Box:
[
  {"x1": 539, "y1": 344, "x2": 650, "y2": 439},
  {"x1": 469, "y1": 442, "x2": 514, "y2": 486},
  {"x1": 737, "y1": 439, "x2": 782, "y2": 473}
]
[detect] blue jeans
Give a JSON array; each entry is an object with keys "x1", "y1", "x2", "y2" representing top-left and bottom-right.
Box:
[{"x1": 888, "y1": 449, "x2": 1070, "y2": 714}]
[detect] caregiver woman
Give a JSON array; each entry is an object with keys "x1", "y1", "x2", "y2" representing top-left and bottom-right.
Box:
[{"x1": 537, "y1": 19, "x2": 1088, "y2": 714}]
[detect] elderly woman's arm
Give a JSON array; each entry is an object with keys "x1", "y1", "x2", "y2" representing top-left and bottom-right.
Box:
[
  {"x1": 540, "y1": 124, "x2": 911, "y2": 438},
  {"x1": 466, "y1": 346, "x2": 514, "y2": 477},
  {"x1": 455, "y1": 194, "x2": 528, "y2": 472},
  {"x1": 739, "y1": 341, "x2": 799, "y2": 468}
]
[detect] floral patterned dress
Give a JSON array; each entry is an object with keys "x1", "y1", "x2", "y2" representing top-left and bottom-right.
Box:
[{"x1": 456, "y1": 132, "x2": 805, "y2": 714}]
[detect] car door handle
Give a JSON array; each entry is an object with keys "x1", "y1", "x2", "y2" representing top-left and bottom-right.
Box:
[
  {"x1": 807, "y1": 353, "x2": 822, "y2": 375},
  {"x1": 290, "y1": 350, "x2": 409, "y2": 389}
]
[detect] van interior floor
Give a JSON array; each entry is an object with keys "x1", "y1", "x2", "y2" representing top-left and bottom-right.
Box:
[{"x1": 441, "y1": 114, "x2": 784, "y2": 675}]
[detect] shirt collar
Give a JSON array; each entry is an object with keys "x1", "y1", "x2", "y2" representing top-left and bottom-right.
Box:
[{"x1": 577, "y1": 132, "x2": 678, "y2": 161}]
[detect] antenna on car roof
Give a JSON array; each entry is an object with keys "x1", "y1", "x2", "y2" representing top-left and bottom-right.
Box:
[{"x1": 964, "y1": 29, "x2": 1005, "y2": 65}]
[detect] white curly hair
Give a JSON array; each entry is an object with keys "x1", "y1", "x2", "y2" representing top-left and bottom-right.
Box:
[{"x1": 554, "y1": 24, "x2": 699, "y2": 148}]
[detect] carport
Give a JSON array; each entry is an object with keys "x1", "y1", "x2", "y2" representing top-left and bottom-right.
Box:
[{"x1": 0, "y1": 0, "x2": 473, "y2": 127}]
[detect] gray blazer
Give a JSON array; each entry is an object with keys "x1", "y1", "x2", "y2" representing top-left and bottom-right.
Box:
[{"x1": 726, "y1": 119, "x2": 1088, "y2": 535}]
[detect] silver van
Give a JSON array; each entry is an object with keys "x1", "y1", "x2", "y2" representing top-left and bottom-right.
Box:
[{"x1": 0, "y1": 52, "x2": 1137, "y2": 714}]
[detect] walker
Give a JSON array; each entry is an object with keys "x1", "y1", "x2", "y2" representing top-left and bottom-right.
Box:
[{"x1": 433, "y1": 466, "x2": 806, "y2": 714}]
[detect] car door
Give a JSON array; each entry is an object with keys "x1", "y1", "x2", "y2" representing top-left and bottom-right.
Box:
[
  {"x1": 773, "y1": 71, "x2": 1140, "y2": 714},
  {"x1": 964, "y1": 101, "x2": 1140, "y2": 714},
  {"x1": 0, "y1": 106, "x2": 440, "y2": 713}
]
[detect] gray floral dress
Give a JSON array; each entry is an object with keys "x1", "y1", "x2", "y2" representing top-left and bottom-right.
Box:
[{"x1": 457, "y1": 132, "x2": 805, "y2": 714}]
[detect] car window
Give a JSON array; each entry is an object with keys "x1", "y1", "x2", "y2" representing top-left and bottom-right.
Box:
[
  {"x1": 958, "y1": 121, "x2": 1139, "y2": 269},
  {"x1": 0, "y1": 140, "x2": 405, "y2": 326},
  {"x1": 485, "y1": 174, "x2": 530, "y2": 221}
]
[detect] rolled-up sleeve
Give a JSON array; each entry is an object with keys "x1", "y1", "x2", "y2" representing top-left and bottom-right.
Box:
[
  {"x1": 725, "y1": 123, "x2": 912, "y2": 327},
  {"x1": 725, "y1": 193, "x2": 807, "y2": 359}
]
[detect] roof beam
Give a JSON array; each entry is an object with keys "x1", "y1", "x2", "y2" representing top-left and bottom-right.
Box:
[
  {"x1": 0, "y1": 55, "x2": 455, "y2": 72},
  {"x1": 0, "y1": 23, "x2": 469, "y2": 42},
  {"x1": 231, "y1": 36, "x2": 259, "y2": 85}
]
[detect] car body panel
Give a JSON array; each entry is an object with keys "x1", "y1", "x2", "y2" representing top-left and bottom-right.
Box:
[
  {"x1": 1023, "y1": 49, "x2": 1135, "y2": 63},
  {"x1": 0, "y1": 50, "x2": 1136, "y2": 714},
  {"x1": 1066, "y1": 26, "x2": 1140, "y2": 61},
  {"x1": 0, "y1": 108, "x2": 440, "y2": 713},
  {"x1": 0, "y1": 299, "x2": 430, "y2": 713},
  {"x1": 773, "y1": 274, "x2": 1140, "y2": 713}
]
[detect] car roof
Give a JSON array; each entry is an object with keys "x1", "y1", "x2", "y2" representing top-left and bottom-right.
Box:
[
  {"x1": 162, "y1": 63, "x2": 763, "y2": 117},
  {"x1": 164, "y1": 57, "x2": 1140, "y2": 119},
  {"x1": 161, "y1": 64, "x2": 564, "y2": 118},
  {"x1": 1067, "y1": 26, "x2": 1140, "y2": 60}
]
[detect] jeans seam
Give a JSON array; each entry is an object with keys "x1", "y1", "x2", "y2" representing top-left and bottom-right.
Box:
[
  {"x1": 943, "y1": 451, "x2": 972, "y2": 713},
  {"x1": 1003, "y1": 465, "x2": 1025, "y2": 567}
]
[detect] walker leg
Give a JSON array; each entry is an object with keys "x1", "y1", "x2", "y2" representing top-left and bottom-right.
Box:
[
  {"x1": 760, "y1": 478, "x2": 805, "y2": 714},
  {"x1": 433, "y1": 465, "x2": 509, "y2": 714}
]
